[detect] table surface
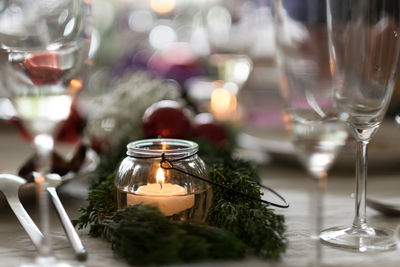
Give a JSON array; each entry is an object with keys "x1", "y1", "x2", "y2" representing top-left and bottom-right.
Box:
[{"x1": 1, "y1": 122, "x2": 400, "y2": 267}]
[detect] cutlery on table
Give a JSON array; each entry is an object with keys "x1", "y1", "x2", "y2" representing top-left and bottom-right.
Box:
[
  {"x1": 0, "y1": 173, "x2": 87, "y2": 261},
  {"x1": 40, "y1": 173, "x2": 88, "y2": 261},
  {"x1": 0, "y1": 174, "x2": 43, "y2": 249}
]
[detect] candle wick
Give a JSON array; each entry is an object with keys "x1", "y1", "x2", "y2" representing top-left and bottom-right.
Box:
[{"x1": 159, "y1": 182, "x2": 163, "y2": 191}]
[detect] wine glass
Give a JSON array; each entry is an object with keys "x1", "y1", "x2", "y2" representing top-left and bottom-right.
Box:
[
  {"x1": 273, "y1": 0, "x2": 348, "y2": 264},
  {"x1": 193, "y1": 1, "x2": 253, "y2": 120},
  {"x1": 0, "y1": 0, "x2": 92, "y2": 265},
  {"x1": 206, "y1": 2, "x2": 254, "y2": 85},
  {"x1": 320, "y1": 0, "x2": 400, "y2": 251}
]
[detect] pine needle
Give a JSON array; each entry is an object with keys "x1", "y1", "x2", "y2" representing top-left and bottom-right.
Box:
[{"x1": 73, "y1": 137, "x2": 287, "y2": 264}]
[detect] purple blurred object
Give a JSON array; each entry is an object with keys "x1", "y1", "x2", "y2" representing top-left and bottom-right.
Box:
[
  {"x1": 164, "y1": 63, "x2": 205, "y2": 87},
  {"x1": 147, "y1": 43, "x2": 205, "y2": 86},
  {"x1": 110, "y1": 44, "x2": 205, "y2": 87},
  {"x1": 110, "y1": 48, "x2": 151, "y2": 77}
]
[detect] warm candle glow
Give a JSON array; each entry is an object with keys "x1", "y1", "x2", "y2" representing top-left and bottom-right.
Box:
[
  {"x1": 150, "y1": 0, "x2": 176, "y2": 14},
  {"x1": 127, "y1": 166, "x2": 195, "y2": 216},
  {"x1": 211, "y1": 87, "x2": 230, "y2": 111},
  {"x1": 156, "y1": 167, "x2": 165, "y2": 185},
  {"x1": 34, "y1": 174, "x2": 45, "y2": 184},
  {"x1": 68, "y1": 78, "x2": 83, "y2": 96},
  {"x1": 70, "y1": 79, "x2": 82, "y2": 89},
  {"x1": 329, "y1": 56, "x2": 334, "y2": 76},
  {"x1": 210, "y1": 87, "x2": 237, "y2": 120}
]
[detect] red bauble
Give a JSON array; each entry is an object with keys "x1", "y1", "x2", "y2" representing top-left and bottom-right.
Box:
[
  {"x1": 89, "y1": 136, "x2": 111, "y2": 155},
  {"x1": 192, "y1": 113, "x2": 229, "y2": 145},
  {"x1": 56, "y1": 104, "x2": 86, "y2": 144},
  {"x1": 142, "y1": 100, "x2": 192, "y2": 139}
]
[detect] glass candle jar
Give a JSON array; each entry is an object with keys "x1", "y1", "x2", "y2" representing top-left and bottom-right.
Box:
[{"x1": 115, "y1": 138, "x2": 212, "y2": 222}]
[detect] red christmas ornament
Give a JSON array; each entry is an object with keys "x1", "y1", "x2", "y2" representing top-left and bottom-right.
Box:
[
  {"x1": 89, "y1": 136, "x2": 112, "y2": 155},
  {"x1": 142, "y1": 100, "x2": 192, "y2": 139},
  {"x1": 192, "y1": 113, "x2": 229, "y2": 145},
  {"x1": 56, "y1": 104, "x2": 86, "y2": 144}
]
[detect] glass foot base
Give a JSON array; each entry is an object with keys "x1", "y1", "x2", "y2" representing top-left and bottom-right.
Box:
[
  {"x1": 21, "y1": 256, "x2": 72, "y2": 267},
  {"x1": 320, "y1": 225, "x2": 397, "y2": 252}
]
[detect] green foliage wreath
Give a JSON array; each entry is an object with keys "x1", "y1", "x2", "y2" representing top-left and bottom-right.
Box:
[{"x1": 74, "y1": 138, "x2": 287, "y2": 265}]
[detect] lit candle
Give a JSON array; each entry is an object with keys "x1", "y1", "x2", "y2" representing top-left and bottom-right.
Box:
[
  {"x1": 210, "y1": 87, "x2": 239, "y2": 121},
  {"x1": 127, "y1": 167, "x2": 195, "y2": 216}
]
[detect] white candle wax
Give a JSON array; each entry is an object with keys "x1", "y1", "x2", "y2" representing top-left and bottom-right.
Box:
[{"x1": 127, "y1": 183, "x2": 195, "y2": 216}]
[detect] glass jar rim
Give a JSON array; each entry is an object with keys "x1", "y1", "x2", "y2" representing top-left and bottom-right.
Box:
[{"x1": 127, "y1": 138, "x2": 199, "y2": 157}]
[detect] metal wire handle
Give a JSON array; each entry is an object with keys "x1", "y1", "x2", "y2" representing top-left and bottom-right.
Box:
[{"x1": 131, "y1": 152, "x2": 289, "y2": 208}]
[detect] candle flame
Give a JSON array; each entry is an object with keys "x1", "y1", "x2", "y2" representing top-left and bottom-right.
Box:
[
  {"x1": 150, "y1": 0, "x2": 176, "y2": 14},
  {"x1": 34, "y1": 174, "x2": 45, "y2": 184},
  {"x1": 161, "y1": 143, "x2": 168, "y2": 150},
  {"x1": 156, "y1": 167, "x2": 165, "y2": 190},
  {"x1": 68, "y1": 79, "x2": 83, "y2": 95},
  {"x1": 210, "y1": 87, "x2": 237, "y2": 120}
]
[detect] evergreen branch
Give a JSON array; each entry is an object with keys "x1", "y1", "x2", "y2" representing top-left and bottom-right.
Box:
[
  {"x1": 74, "y1": 137, "x2": 287, "y2": 264},
  {"x1": 206, "y1": 159, "x2": 287, "y2": 260},
  {"x1": 101, "y1": 205, "x2": 245, "y2": 265}
]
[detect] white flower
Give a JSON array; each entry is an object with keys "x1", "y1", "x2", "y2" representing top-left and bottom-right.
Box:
[{"x1": 86, "y1": 71, "x2": 180, "y2": 144}]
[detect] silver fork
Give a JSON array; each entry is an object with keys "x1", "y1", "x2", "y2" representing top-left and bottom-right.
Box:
[
  {"x1": 44, "y1": 173, "x2": 88, "y2": 261},
  {"x1": 0, "y1": 174, "x2": 43, "y2": 249},
  {"x1": 0, "y1": 173, "x2": 87, "y2": 261}
]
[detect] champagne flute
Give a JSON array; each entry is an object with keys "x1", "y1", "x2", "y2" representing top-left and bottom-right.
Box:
[
  {"x1": 274, "y1": 0, "x2": 348, "y2": 264},
  {"x1": 320, "y1": 0, "x2": 400, "y2": 251},
  {"x1": 0, "y1": 0, "x2": 92, "y2": 264}
]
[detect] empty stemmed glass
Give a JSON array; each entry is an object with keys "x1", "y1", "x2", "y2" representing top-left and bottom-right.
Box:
[
  {"x1": 320, "y1": 0, "x2": 400, "y2": 251},
  {"x1": 0, "y1": 0, "x2": 91, "y2": 265},
  {"x1": 194, "y1": 1, "x2": 253, "y2": 118},
  {"x1": 274, "y1": 0, "x2": 348, "y2": 264}
]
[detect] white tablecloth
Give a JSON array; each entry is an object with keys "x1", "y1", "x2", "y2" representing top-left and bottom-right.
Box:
[{"x1": 1, "y1": 122, "x2": 400, "y2": 266}]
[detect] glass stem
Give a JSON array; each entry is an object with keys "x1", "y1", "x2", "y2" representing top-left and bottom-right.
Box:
[
  {"x1": 309, "y1": 174, "x2": 327, "y2": 266},
  {"x1": 352, "y1": 140, "x2": 368, "y2": 229},
  {"x1": 33, "y1": 134, "x2": 54, "y2": 258}
]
